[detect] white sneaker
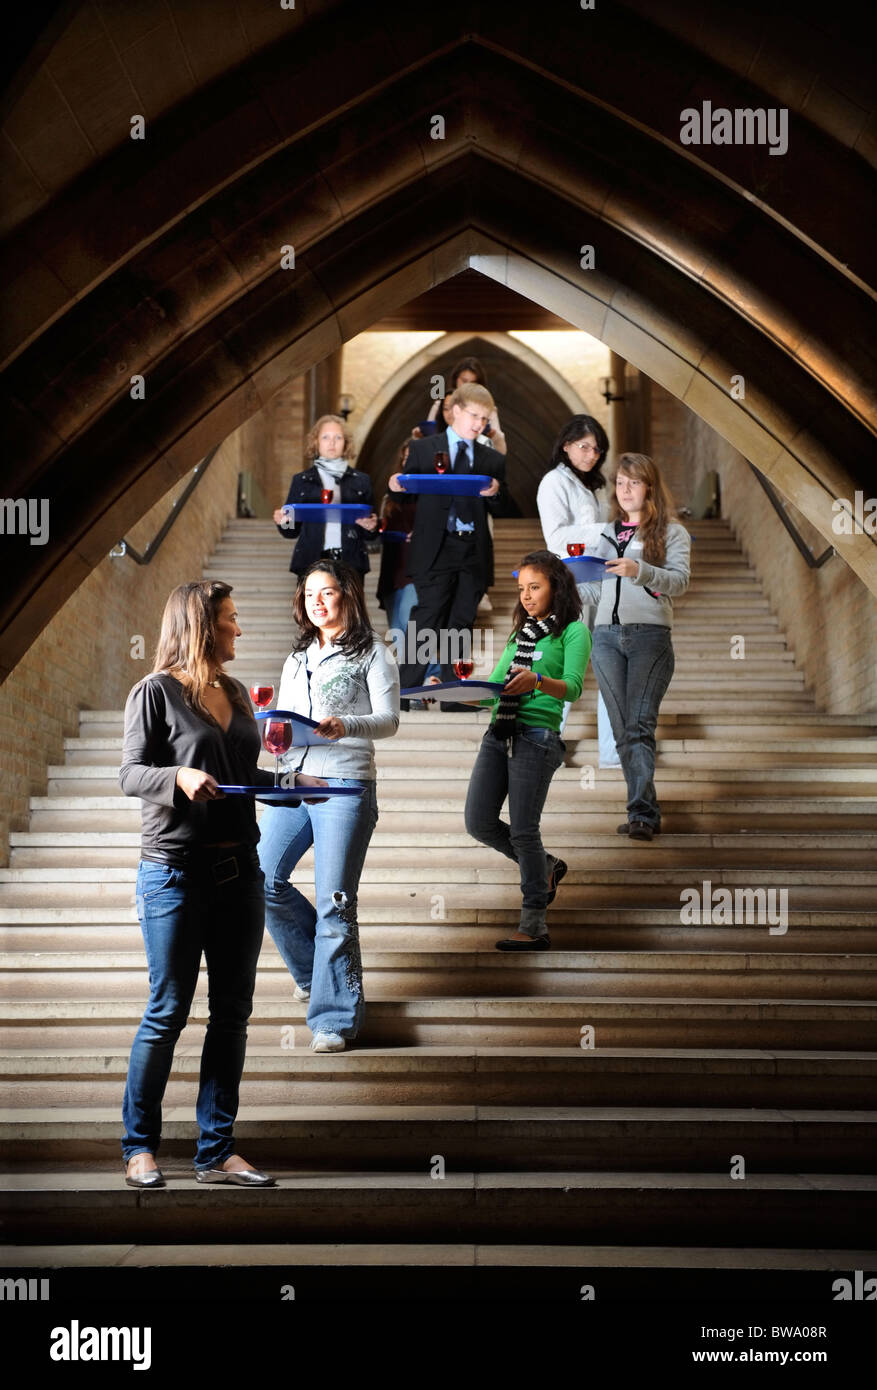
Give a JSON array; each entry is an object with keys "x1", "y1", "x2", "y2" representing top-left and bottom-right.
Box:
[
  {"x1": 310, "y1": 1031, "x2": 346, "y2": 1052},
  {"x1": 293, "y1": 984, "x2": 310, "y2": 1002}
]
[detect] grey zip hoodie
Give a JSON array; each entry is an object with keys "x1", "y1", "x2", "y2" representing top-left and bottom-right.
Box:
[
  {"x1": 276, "y1": 637, "x2": 400, "y2": 779},
  {"x1": 577, "y1": 520, "x2": 691, "y2": 628}
]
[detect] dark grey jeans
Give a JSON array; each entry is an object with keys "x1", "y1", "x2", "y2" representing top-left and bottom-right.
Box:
[
  {"x1": 590, "y1": 623, "x2": 675, "y2": 829},
  {"x1": 464, "y1": 724, "x2": 566, "y2": 933}
]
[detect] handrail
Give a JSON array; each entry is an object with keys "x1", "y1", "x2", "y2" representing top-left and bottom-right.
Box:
[
  {"x1": 109, "y1": 446, "x2": 221, "y2": 564},
  {"x1": 748, "y1": 464, "x2": 835, "y2": 569}
]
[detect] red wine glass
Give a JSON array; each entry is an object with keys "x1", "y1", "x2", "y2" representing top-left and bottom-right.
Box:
[
  {"x1": 321, "y1": 488, "x2": 333, "y2": 504},
  {"x1": 263, "y1": 718, "x2": 293, "y2": 786},
  {"x1": 454, "y1": 660, "x2": 474, "y2": 680},
  {"x1": 566, "y1": 543, "x2": 586, "y2": 557},
  {"x1": 434, "y1": 452, "x2": 449, "y2": 475},
  {"x1": 249, "y1": 683, "x2": 274, "y2": 711}
]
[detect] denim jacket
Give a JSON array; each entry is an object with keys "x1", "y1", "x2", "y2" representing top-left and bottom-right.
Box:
[{"x1": 276, "y1": 637, "x2": 400, "y2": 779}]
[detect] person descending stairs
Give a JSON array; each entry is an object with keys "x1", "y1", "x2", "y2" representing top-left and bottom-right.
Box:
[{"x1": 1, "y1": 516, "x2": 876, "y2": 1277}]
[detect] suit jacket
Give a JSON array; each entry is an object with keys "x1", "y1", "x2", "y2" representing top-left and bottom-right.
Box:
[
  {"x1": 401, "y1": 433, "x2": 506, "y2": 587},
  {"x1": 276, "y1": 465, "x2": 374, "y2": 574}
]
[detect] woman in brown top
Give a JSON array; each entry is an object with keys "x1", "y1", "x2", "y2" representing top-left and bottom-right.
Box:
[{"x1": 119, "y1": 580, "x2": 284, "y2": 1189}]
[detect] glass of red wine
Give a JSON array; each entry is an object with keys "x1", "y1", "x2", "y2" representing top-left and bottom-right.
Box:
[
  {"x1": 566, "y1": 543, "x2": 586, "y2": 557},
  {"x1": 321, "y1": 488, "x2": 333, "y2": 504},
  {"x1": 262, "y1": 717, "x2": 293, "y2": 787},
  {"x1": 454, "y1": 660, "x2": 474, "y2": 680},
  {"x1": 249, "y1": 683, "x2": 274, "y2": 712},
  {"x1": 434, "y1": 451, "x2": 450, "y2": 475}
]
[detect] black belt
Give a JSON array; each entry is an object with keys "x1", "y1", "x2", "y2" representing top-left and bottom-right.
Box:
[
  {"x1": 142, "y1": 845, "x2": 258, "y2": 884},
  {"x1": 321, "y1": 547, "x2": 344, "y2": 560}
]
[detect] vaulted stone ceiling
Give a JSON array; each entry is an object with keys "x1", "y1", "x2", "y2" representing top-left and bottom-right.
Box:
[{"x1": 1, "y1": 0, "x2": 874, "y2": 677}]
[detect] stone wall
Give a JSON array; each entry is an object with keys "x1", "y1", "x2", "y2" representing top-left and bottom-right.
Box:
[
  {"x1": 678, "y1": 404, "x2": 876, "y2": 715},
  {"x1": 0, "y1": 434, "x2": 244, "y2": 862}
]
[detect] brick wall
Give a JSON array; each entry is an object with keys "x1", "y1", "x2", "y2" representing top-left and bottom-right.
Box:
[
  {"x1": 262, "y1": 376, "x2": 307, "y2": 511},
  {"x1": 0, "y1": 434, "x2": 244, "y2": 863}
]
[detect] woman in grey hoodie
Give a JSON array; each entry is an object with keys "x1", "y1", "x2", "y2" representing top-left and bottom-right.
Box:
[
  {"x1": 257, "y1": 561, "x2": 400, "y2": 1052},
  {"x1": 577, "y1": 454, "x2": 691, "y2": 841}
]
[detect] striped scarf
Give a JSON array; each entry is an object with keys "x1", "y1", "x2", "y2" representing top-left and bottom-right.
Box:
[{"x1": 492, "y1": 614, "x2": 555, "y2": 740}]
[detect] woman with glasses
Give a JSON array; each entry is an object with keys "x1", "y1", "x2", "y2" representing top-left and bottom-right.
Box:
[{"x1": 536, "y1": 415, "x2": 616, "y2": 762}]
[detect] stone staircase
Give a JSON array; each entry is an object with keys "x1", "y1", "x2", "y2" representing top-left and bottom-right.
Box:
[{"x1": 2, "y1": 518, "x2": 877, "y2": 1272}]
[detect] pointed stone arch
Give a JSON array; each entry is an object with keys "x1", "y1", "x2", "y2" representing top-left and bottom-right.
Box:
[{"x1": 354, "y1": 329, "x2": 595, "y2": 515}]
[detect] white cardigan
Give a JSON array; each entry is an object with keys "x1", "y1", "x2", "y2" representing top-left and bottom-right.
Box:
[{"x1": 536, "y1": 465, "x2": 608, "y2": 555}]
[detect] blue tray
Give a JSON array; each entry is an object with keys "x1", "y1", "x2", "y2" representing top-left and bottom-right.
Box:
[
  {"x1": 255, "y1": 709, "x2": 331, "y2": 747},
  {"x1": 512, "y1": 556, "x2": 610, "y2": 581},
  {"x1": 564, "y1": 555, "x2": 611, "y2": 581},
  {"x1": 218, "y1": 784, "x2": 364, "y2": 799},
  {"x1": 401, "y1": 680, "x2": 505, "y2": 700},
  {"x1": 280, "y1": 503, "x2": 373, "y2": 520},
  {"x1": 399, "y1": 474, "x2": 493, "y2": 496}
]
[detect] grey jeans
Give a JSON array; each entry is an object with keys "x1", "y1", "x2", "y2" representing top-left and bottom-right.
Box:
[
  {"x1": 464, "y1": 724, "x2": 566, "y2": 934},
  {"x1": 590, "y1": 623, "x2": 675, "y2": 828}
]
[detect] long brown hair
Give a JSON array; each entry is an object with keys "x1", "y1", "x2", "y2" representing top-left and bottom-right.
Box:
[
  {"x1": 153, "y1": 581, "x2": 250, "y2": 718},
  {"x1": 610, "y1": 453, "x2": 679, "y2": 566},
  {"x1": 291, "y1": 561, "x2": 375, "y2": 660}
]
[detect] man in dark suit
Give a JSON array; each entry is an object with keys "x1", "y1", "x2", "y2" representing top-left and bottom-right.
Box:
[{"x1": 388, "y1": 384, "x2": 506, "y2": 699}]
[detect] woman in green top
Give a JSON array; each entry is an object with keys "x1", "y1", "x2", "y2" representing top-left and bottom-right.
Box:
[{"x1": 464, "y1": 550, "x2": 591, "y2": 951}]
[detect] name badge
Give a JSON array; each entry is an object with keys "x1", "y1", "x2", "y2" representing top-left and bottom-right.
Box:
[{"x1": 533, "y1": 651, "x2": 544, "y2": 659}]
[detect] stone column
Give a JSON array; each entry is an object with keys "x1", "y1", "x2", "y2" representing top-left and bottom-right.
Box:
[{"x1": 608, "y1": 350, "x2": 628, "y2": 460}]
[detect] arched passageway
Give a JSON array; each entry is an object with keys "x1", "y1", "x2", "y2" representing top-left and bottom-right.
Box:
[
  {"x1": 2, "y1": 0, "x2": 874, "y2": 679},
  {"x1": 356, "y1": 331, "x2": 589, "y2": 515}
]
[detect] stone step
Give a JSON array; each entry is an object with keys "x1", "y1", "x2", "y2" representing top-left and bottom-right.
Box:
[
  {"x1": 2, "y1": 1106, "x2": 875, "y2": 1170},
  {"x1": 0, "y1": 1048, "x2": 874, "y2": 1108},
  {"x1": 9, "y1": 842, "x2": 875, "y2": 871},
  {"x1": 3, "y1": 1242, "x2": 870, "y2": 1277},
  {"x1": 2, "y1": 876, "x2": 873, "y2": 912},
  {"x1": 78, "y1": 710, "x2": 876, "y2": 736},
  {"x1": 41, "y1": 765, "x2": 877, "y2": 789},
  {"x1": 11, "y1": 828, "x2": 877, "y2": 849},
  {"x1": 7, "y1": 1169, "x2": 873, "y2": 1246},
  {"x1": 1, "y1": 999, "x2": 874, "y2": 1048},
  {"x1": 2, "y1": 968, "x2": 873, "y2": 1022},
  {"x1": 3, "y1": 909, "x2": 869, "y2": 943},
  {"x1": 60, "y1": 745, "x2": 872, "y2": 769}
]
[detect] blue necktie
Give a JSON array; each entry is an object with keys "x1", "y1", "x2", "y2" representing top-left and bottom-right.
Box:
[{"x1": 447, "y1": 441, "x2": 474, "y2": 533}]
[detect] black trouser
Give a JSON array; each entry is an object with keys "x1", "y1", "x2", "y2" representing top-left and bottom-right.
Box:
[{"x1": 399, "y1": 534, "x2": 484, "y2": 687}]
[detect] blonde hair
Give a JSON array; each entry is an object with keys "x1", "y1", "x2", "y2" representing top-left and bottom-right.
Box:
[
  {"x1": 305, "y1": 414, "x2": 357, "y2": 462},
  {"x1": 450, "y1": 382, "x2": 495, "y2": 413},
  {"x1": 153, "y1": 581, "x2": 250, "y2": 719},
  {"x1": 610, "y1": 453, "x2": 679, "y2": 567}
]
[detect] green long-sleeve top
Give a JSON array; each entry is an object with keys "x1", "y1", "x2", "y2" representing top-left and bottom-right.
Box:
[{"x1": 480, "y1": 620, "x2": 591, "y2": 732}]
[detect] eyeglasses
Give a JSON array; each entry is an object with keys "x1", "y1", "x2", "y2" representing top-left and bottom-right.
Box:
[{"x1": 569, "y1": 442, "x2": 599, "y2": 453}]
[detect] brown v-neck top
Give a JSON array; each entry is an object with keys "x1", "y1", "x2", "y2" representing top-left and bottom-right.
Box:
[{"x1": 119, "y1": 673, "x2": 273, "y2": 864}]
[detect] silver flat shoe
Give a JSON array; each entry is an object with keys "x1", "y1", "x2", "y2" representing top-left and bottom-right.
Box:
[
  {"x1": 125, "y1": 1165, "x2": 165, "y2": 1189},
  {"x1": 194, "y1": 1164, "x2": 275, "y2": 1187}
]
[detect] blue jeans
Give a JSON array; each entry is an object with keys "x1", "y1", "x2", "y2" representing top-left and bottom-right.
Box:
[
  {"x1": 464, "y1": 725, "x2": 566, "y2": 933},
  {"x1": 257, "y1": 780, "x2": 378, "y2": 1038},
  {"x1": 590, "y1": 624, "x2": 675, "y2": 828},
  {"x1": 121, "y1": 851, "x2": 265, "y2": 1169},
  {"x1": 389, "y1": 582, "x2": 417, "y2": 636},
  {"x1": 389, "y1": 584, "x2": 440, "y2": 684}
]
